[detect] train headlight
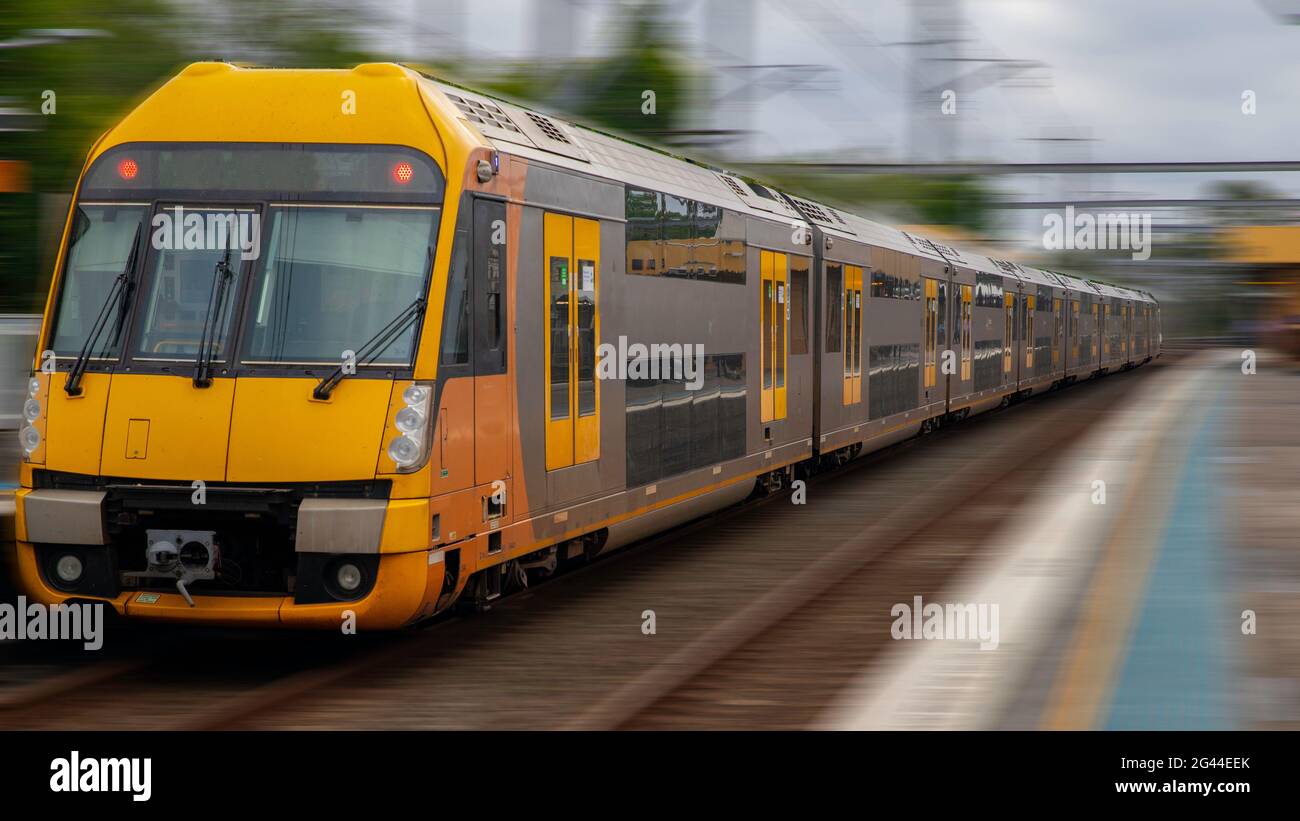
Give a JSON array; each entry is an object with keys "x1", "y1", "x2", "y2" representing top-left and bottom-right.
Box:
[
  {"x1": 19, "y1": 425, "x2": 40, "y2": 454},
  {"x1": 385, "y1": 380, "x2": 433, "y2": 473},
  {"x1": 55, "y1": 554, "x2": 84, "y2": 584},
  {"x1": 28, "y1": 378, "x2": 40, "y2": 398},
  {"x1": 402, "y1": 385, "x2": 429, "y2": 406},
  {"x1": 22, "y1": 399, "x2": 41, "y2": 424},
  {"x1": 395, "y1": 406, "x2": 423, "y2": 434},
  {"x1": 387, "y1": 434, "x2": 420, "y2": 467}
]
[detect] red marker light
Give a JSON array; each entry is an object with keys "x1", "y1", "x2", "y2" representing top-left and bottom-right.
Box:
[
  {"x1": 117, "y1": 158, "x2": 138, "y2": 180},
  {"x1": 392, "y1": 162, "x2": 413, "y2": 184}
]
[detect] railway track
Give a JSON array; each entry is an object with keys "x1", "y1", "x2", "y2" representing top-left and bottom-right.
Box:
[{"x1": 0, "y1": 362, "x2": 1163, "y2": 730}]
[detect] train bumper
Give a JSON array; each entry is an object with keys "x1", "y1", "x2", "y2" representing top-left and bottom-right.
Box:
[{"x1": 12, "y1": 539, "x2": 444, "y2": 630}]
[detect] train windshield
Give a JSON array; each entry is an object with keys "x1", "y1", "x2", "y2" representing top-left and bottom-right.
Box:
[
  {"x1": 48, "y1": 204, "x2": 148, "y2": 357},
  {"x1": 243, "y1": 205, "x2": 438, "y2": 365},
  {"x1": 49, "y1": 143, "x2": 445, "y2": 368}
]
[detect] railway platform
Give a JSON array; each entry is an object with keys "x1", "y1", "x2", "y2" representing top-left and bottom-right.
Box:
[{"x1": 822, "y1": 348, "x2": 1296, "y2": 730}]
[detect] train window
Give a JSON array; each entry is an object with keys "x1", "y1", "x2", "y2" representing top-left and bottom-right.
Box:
[
  {"x1": 625, "y1": 186, "x2": 744, "y2": 284},
  {"x1": 624, "y1": 352, "x2": 746, "y2": 487},
  {"x1": 576, "y1": 258, "x2": 598, "y2": 416},
  {"x1": 473, "y1": 199, "x2": 508, "y2": 374},
  {"x1": 868, "y1": 343, "x2": 920, "y2": 419},
  {"x1": 789, "y1": 258, "x2": 810, "y2": 355},
  {"x1": 133, "y1": 207, "x2": 259, "y2": 362},
  {"x1": 626, "y1": 187, "x2": 661, "y2": 275},
  {"x1": 242, "y1": 205, "x2": 437, "y2": 366},
  {"x1": 825, "y1": 263, "x2": 843, "y2": 353},
  {"x1": 48, "y1": 203, "x2": 148, "y2": 358},
  {"x1": 975, "y1": 273, "x2": 1003, "y2": 309},
  {"x1": 441, "y1": 212, "x2": 473, "y2": 366},
  {"x1": 661, "y1": 195, "x2": 692, "y2": 277},
  {"x1": 870, "y1": 270, "x2": 916, "y2": 300},
  {"x1": 548, "y1": 255, "x2": 570, "y2": 421},
  {"x1": 974, "y1": 339, "x2": 1000, "y2": 391}
]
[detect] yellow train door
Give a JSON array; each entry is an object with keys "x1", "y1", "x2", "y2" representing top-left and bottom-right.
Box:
[
  {"x1": 924, "y1": 277, "x2": 938, "y2": 389},
  {"x1": 1003, "y1": 291, "x2": 1014, "y2": 376},
  {"x1": 1025, "y1": 294, "x2": 1036, "y2": 370},
  {"x1": 960, "y1": 284, "x2": 973, "y2": 381},
  {"x1": 1070, "y1": 299, "x2": 1080, "y2": 366},
  {"x1": 842, "y1": 265, "x2": 862, "y2": 405},
  {"x1": 544, "y1": 212, "x2": 600, "y2": 471},
  {"x1": 760, "y1": 249, "x2": 788, "y2": 422}
]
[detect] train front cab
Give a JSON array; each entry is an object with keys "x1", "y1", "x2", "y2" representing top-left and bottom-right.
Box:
[{"x1": 12, "y1": 63, "x2": 506, "y2": 628}]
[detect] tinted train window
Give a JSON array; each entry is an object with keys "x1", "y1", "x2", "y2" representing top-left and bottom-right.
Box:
[
  {"x1": 869, "y1": 270, "x2": 918, "y2": 300},
  {"x1": 624, "y1": 353, "x2": 746, "y2": 487},
  {"x1": 868, "y1": 343, "x2": 920, "y2": 419},
  {"x1": 624, "y1": 186, "x2": 745, "y2": 284},
  {"x1": 825, "y1": 263, "x2": 843, "y2": 353},
  {"x1": 975, "y1": 273, "x2": 1003, "y2": 308},
  {"x1": 789, "y1": 258, "x2": 810, "y2": 355}
]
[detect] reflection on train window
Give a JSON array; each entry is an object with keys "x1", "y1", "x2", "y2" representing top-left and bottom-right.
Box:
[
  {"x1": 974, "y1": 273, "x2": 1003, "y2": 309},
  {"x1": 440, "y1": 217, "x2": 471, "y2": 366},
  {"x1": 870, "y1": 270, "x2": 918, "y2": 300},
  {"x1": 825, "y1": 263, "x2": 843, "y2": 353},
  {"x1": 134, "y1": 207, "x2": 261, "y2": 361},
  {"x1": 243, "y1": 205, "x2": 437, "y2": 365},
  {"x1": 549, "y1": 255, "x2": 570, "y2": 420},
  {"x1": 576, "y1": 259, "x2": 597, "y2": 415},
  {"x1": 868, "y1": 343, "x2": 920, "y2": 419},
  {"x1": 49, "y1": 203, "x2": 147, "y2": 357},
  {"x1": 789, "y1": 258, "x2": 810, "y2": 355},
  {"x1": 625, "y1": 353, "x2": 746, "y2": 487},
  {"x1": 624, "y1": 186, "x2": 745, "y2": 284}
]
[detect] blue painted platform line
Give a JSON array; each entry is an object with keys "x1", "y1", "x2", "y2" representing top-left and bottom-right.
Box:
[{"x1": 1104, "y1": 391, "x2": 1235, "y2": 730}]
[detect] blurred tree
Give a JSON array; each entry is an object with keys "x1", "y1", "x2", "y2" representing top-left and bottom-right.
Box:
[
  {"x1": 0, "y1": 0, "x2": 377, "y2": 312},
  {"x1": 450, "y1": 0, "x2": 694, "y2": 143}
]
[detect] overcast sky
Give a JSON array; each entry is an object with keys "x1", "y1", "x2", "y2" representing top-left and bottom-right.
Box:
[{"x1": 387, "y1": 0, "x2": 1300, "y2": 215}]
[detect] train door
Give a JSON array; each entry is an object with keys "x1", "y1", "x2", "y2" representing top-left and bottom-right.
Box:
[
  {"x1": 923, "y1": 277, "x2": 939, "y2": 397},
  {"x1": 1126, "y1": 303, "x2": 1134, "y2": 360},
  {"x1": 760, "y1": 249, "x2": 788, "y2": 422},
  {"x1": 959, "y1": 283, "x2": 973, "y2": 383},
  {"x1": 473, "y1": 198, "x2": 511, "y2": 492},
  {"x1": 1070, "y1": 298, "x2": 1080, "y2": 371},
  {"x1": 841, "y1": 264, "x2": 862, "y2": 406},
  {"x1": 1052, "y1": 296, "x2": 1064, "y2": 374},
  {"x1": 1090, "y1": 301, "x2": 1099, "y2": 367},
  {"x1": 1003, "y1": 290, "x2": 1014, "y2": 383},
  {"x1": 1102, "y1": 303, "x2": 1111, "y2": 361},
  {"x1": 1024, "y1": 293, "x2": 1035, "y2": 374},
  {"x1": 543, "y1": 212, "x2": 600, "y2": 471}
]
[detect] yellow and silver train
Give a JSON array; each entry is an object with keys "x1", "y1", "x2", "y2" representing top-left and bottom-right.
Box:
[{"x1": 12, "y1": 63, "x2": 1160, "y2": 628}]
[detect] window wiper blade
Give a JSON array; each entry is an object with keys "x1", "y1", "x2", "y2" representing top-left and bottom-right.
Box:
[
  {"x1": 313, "y1": 297, "x2": 426, "y2": 400},
  {"x1": 193, "y1": 247, "x2": 234, "y2": 388},
  {"x1": 65, "y1": 223, "x2": 142, "y2": 397}
]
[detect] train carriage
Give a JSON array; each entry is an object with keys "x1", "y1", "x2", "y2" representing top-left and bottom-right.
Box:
[{"x1": 12, "y1": 63, "x2": 1160, "y2": 628}]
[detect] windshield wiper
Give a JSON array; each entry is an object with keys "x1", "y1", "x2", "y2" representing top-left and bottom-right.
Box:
[
  {"x1": 65, "y1": 223, "x2": 142, "y2": 397},
  {"x1": 193, "y1": 247, "x2": 234, "y2": 388},
  {"x1": 313, "y1": 297, "x2": 426, "y2": 400}
]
